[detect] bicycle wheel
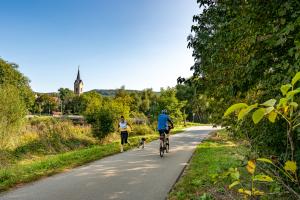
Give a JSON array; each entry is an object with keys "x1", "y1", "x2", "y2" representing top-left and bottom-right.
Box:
[
  {"x1": 160, "y1": 144, "x2": 164, "y2": 157},
  {"x1": 166, "y1": 138, "x2": 169, "y2": 153}
]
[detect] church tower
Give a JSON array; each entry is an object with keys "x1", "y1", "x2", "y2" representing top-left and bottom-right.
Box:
[{"x1": 74, "y1": 67, "x2": 83, "y2": 95}]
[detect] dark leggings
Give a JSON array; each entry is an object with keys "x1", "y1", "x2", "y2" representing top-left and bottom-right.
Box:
[{"x1": 121, "y1": 131, "x2": 128, "y2": 145}]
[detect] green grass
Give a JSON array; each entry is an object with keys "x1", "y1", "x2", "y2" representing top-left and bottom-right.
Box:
[
  {"x1": 168, "y1": 130, "x2": 248, "y2": 200},
  {"x1": 0, "y1": 134, "x2": 159, "y2": 192},
  {"x1": 0, "y1": 122, "x2": 199, "y2": 192}
]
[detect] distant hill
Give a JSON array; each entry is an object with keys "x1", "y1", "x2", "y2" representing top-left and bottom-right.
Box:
[
  {"x1": 36, "y1": 89, "x2": 159, "y2": 97},
  {"x1": 91, "y1": 89, "x2": 160, "y2": 97},
  {"x1": 90, "y1": 89, "x2": 143, "y2": 97}
]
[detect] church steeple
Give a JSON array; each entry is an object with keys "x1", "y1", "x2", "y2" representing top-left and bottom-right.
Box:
[
  {"x1": 76, "y1": 66, "x2": 81, "y2": 81},
  {"x1": 74, "y1": 66, "x2": 83, "y2": 95}
]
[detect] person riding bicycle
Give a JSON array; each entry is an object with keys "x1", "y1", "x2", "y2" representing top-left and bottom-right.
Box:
[{"x1": 157, "y1": 109, "x2": 174, "y2": 149}]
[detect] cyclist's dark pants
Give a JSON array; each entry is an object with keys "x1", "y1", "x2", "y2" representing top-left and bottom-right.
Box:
[
  {"x1": 159, "y1": 129, "x2": 169, "y2": 141},
  {"x1": 121, "y1": 131, "x2": 128, "y2": 145},
  {"x1": 158, "y1": 129, "x2": 167, "y2": 136}
]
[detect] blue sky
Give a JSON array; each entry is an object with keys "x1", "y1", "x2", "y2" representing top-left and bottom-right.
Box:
[{"x1": 0, "y1": 0, "x2": 199, "y2": 92}]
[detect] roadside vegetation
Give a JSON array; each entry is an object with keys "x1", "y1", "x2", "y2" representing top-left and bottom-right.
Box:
[
  {"x1": 0, "y1": 118, "x2": 195, "y2": 192},
  {"x1": 171, "y1": 0, "x2": 300, "y2": 199},
  {"x1": 169, "y1": 130, "x2": 248, "y2": 200},
  {"x1": 0, "y1": 57, "x2": 204, "y2": 192}
]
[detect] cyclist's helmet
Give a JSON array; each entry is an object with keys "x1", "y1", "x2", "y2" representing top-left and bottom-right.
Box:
[{"x1": 161, "y1": 109, "x2": 168, "y2": 114}]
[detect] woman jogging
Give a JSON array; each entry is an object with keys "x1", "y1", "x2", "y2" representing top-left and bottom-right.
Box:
[{"x1": 118, "y1": 116, "x2": 132, "y2": 152}]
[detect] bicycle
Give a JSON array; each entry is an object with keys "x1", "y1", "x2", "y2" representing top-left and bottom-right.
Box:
[
  {"x1": 159, "y1": 133, "x2": 167, "y2": 157},
  {"x1": 165, "y1": 125, "x2": 173, "y2": 153},
  {"x1": 159, "y1": 125, "x2": 174, "y2": 157}
]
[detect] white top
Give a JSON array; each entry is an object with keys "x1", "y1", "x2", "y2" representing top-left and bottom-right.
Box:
[{"x1": 119, "y1": 121, "x2": 128, "y2": 131}]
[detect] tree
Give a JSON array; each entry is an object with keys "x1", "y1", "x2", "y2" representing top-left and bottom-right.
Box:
[
  {"x1": 157, "y1": 88, "x2": 185, "y2": 123},
  {"x1": 35, "y1": 94, "x2": 59, "y2": 114},
  {"x1": 183, "y1": 0, "x2": 300, "y2": 155},
  {"x1": 0, "y1": 84, "x2": 27, "y2": 148},
  {"x1": 188, "y1": 0, "x2": 300, "y2": 121},
  {"x1": 0, "y1": 59, "x2": 35, "y2": 109},
  {"x1": 58, "y1": 88, "x2": 75, "y2": 113},
  {"x1": 83, "y1": 95, "x2": 130, "y2": 139},
  {"x1": 82, "y1": 91, "x2": 103, "y2": 115}
]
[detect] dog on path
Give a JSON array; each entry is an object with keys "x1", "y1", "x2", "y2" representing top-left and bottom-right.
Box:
[{"x1": 137, "y1": 138, "x2": 146, "y2": 149}]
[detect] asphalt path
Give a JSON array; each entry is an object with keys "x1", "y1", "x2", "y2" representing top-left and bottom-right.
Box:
[{"x1": 0, "y1": 126, "x2": 218, "y2": 200}]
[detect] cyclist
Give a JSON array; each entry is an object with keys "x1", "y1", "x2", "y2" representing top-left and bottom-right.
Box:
[
  {"x1": 118, "y1": 116, "x2": 132, "y2": 152},
  {"x1": 157, "y1": 110, "x2": 174, "y2": 150}
]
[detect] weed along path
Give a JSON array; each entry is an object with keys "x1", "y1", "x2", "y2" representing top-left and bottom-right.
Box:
[{"x1": 0, "y1": 126, "x2": 217, "y2": 200}]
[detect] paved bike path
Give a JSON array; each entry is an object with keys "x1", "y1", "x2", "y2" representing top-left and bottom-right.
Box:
[{"x1": 0, "y1": 126, "x2": 217, "y2": 200}]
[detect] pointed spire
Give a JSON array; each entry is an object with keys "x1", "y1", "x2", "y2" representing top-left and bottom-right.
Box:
[{"x1": 76, "y1": 66, "x2": 81, "y2": 81}]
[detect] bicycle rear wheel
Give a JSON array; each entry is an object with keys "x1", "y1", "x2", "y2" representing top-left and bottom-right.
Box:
[
  {"x1": 166, "y1": 138, "x2": 169, "y2": 153},
  {"x1": 160, "y1": 145, "x2": 164, "y2": 157}
]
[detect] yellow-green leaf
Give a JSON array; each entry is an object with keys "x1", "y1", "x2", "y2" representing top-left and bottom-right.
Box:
[
  {"x1": 292, "y1": 72, "x2": 300, "y2": 86},
  {"x1": 238, "y1": 189, "x2": 252, "y2": 196},
  {"x1": 253, "y1": 189, "x2": 265, "y2": 196},
  {"x1": 257, "y1": 158, "x2": 273, "y2": 164},
  {"x1": 290, "y1": 102, "x2": 298, "y2": 108},
  {"x1": 277, "y1": 98, "x2": 288, "y2": 109},
  {"x1": 252, "y1": 108, "x2": 265, "y2": 124},
  {"x1": 261, "y1": 99, "x2": 276, "y2": 107},
  {"x1": 268, "y1": 111, "x2": 277, "y2": 123},
  {"x1": 264, "y1": 107, "x2": 274, "y2": 114},
  {"x1": 238, "y1": 104, "x2": 257, "y2": 120},
  {"x1": 281, "y1": 84, "x2": 292, "y2": 96},
  {"x1": 230, "y1": 171, "x2": 240, "y2": 180},
  {"x1": 253, "y1": 174, "x2": 274, "y2": 182},
  {"x1": 229, "y1": 181, "x2": 240, "y2": 189},
  {"x1": 284, "y1": 161, "x2": 297, "y2": 174},
  {"x1": 287, "y1": 88, "x2": 300, "y2": 98},
  {"x1": 238, "y1": 108, "x2": 247, "y2": 121},
  {"x1": 224, "y1": 103, "x2": 248, "y2": 117}
]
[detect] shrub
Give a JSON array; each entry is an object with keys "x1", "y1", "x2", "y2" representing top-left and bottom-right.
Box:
[
  {"x1": 84, "y1": 99, "x2": 130, "y2": 139},
  {"x1": 0, "y1": 84, "x2": 27, "y2": 149},
  {"x1": 131, "y1": 124, "x2": 155, "y2": 136},
  {"x1": 13, "y1": 117, "x2": 96, "y2": 156}
]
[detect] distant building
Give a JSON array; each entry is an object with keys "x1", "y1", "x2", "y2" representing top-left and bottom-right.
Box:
[{"x1": 74, "y1": 67, "x2": 83, "y2": 95}]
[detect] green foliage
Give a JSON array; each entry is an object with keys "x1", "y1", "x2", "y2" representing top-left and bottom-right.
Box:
[
  {"x1": 225, "y1": 158, "x2": 300, "y2": 199},
  {"x1": 131, "y1": 124, "x2": 154, "y2": 136},
  {"x1": 0, "y1": 84, "x2": 27, "y2": 149},
  {"x1": 224, "y1": 72, "x2": 300, "y2": 198},
  {"x1": 0, "y1": 59, "x2": 34, "y2": 109},
  {"x1": 186, "y1": 0, "x2": 300, "y2": 162},
  {"x1": 33, "y1": 94, "x2": 59, "y2": 114},
  {"x1": 176, "y1": 83, "x2": 212, "y2": 123},
  {"x1": 13, "y1": 117, "x2": 95, "y2": 156},
  {"x1": 224, "y1": 103, "x2": 248, "y2": 117},
  {"x1": 84, "y1": 97, "x2": 130, "y2": 139},
  {"x1": 157, "y1": 87, "x2": 185, "y2": 123},
  {"x1": 0, "y1": 134, "x2": 160, "y2": 192},
  {"x1": 225, "y1": 72, "x2": 300, "y2": 161},
  {"x1": 169, "y1": 130, "x2": 247, "y2": 200},
  {"x1": 58, "y1": 88, "x2": 75, "y2": 113}
]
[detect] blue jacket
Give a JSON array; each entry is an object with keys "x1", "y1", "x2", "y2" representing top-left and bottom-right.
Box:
[{"x1": 157, "y1": 114, "x2": 173, "y2": 130}]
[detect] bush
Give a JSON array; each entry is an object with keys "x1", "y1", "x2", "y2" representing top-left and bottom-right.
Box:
[
  {"x1": 13, "y1": 117, "x2": 96, "y2": 156},
  {"x1": 0, "y1": 84, "x2": 27, "y2": 149},
  {"x1": 84, "y1": 98, "x2": 130, "y2": 139},
  {"x1": 131, "y1": 124, "x2": 155, "y2": 136}
]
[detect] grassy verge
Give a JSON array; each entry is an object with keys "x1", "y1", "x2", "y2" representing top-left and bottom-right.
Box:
[
  {"x1": 0, "y1": 123, "x2": 200, "y2": 192},
  {"x1": 0, "y1": 134, "x2": 159, "y2": 192},
  {"x1": 168, "y1": 130, "x2": 248, "y2": 200},
  {"x1": 0, "y1": 121, "x2": 202, "y2": 192}
]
